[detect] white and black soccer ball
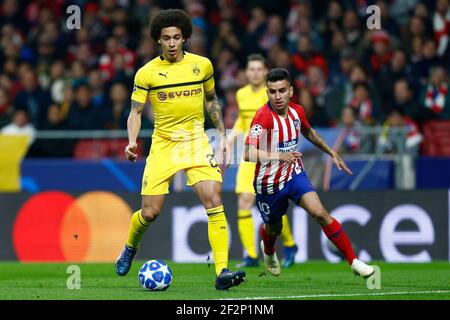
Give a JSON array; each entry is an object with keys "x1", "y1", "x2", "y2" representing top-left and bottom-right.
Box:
[{"x1": 138, "y1": 260, "x2": 172, "y2": 291}]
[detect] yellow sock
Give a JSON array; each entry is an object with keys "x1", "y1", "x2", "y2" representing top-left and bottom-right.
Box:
[
  {"x1": 280, "y1": 215, "x2": 295, "y2": 247},
  {"x1": 206, "y1": 205, "x2": 228, "y2": 276},
  {"x1": 126, "y1": 210, "x2": 151, "y2": 249},
  {"x1": 237, "y1": 209, "x2": 257, "y2": 259}
]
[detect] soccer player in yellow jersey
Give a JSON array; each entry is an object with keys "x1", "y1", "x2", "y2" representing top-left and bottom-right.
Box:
[
  {"x1": 229, "y1": 54, "x2": 298, "y2": 268},
  {"x1": 115, "y1": 9, "x2": 245, "y2": 290}
]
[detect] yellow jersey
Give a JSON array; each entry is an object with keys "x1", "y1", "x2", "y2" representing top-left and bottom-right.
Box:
[
  {"x1": 131, "y1": 52, "x2": 215, "y2": 140},
  {"x1": 233, "y1": 84, "x2": 267, "y2": 136}
]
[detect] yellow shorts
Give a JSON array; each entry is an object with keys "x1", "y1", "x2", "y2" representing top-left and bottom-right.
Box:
[
  {"x1": 141, "y1": 134, "x2": 222, "y2": 195},
  {"x1": 235, "y1": 160, "x2": 256, "y2": 194}
]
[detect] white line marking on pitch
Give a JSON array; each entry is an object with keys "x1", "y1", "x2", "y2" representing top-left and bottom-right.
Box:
[{"x1": 219, "y1": 290, "x2": 450, "y2": 300}]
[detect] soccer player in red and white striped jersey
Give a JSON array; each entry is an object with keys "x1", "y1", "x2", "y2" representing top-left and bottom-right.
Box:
[
  {"x1": 244, "y1": 68, "x2": 375, "y2": 278},
  {"x1": 248, "y1": 97, "x2": 308, "y2": 195}
]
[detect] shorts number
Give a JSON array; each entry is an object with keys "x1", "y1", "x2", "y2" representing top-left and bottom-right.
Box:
[
  {"x1": 258, "y1": 201, "x2": 270, "y2": 215},
  {"x1": 206, "y1": 153, "x2": 218, "y2": 168}
]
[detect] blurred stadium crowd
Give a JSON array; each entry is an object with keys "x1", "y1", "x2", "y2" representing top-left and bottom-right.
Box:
[{"x1": 0, "y1": 0, "x2": 449, "y2": 158}]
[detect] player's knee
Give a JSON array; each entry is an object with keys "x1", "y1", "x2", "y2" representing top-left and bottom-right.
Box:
[
  {"x1": 141, "y1": 206, "x2": 160, "y2": 222},
  {"x1": 204, "y1": 192, "x2": 223, "y2": 209}
]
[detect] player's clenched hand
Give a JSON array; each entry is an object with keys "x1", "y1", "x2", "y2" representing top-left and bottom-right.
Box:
[
  {"x1": 331, "y1": 152, "x2": 353, "y2": 175},
  {"x1": 278, "y1": 151, "x2": 302, "y2": 164},
  {"x1": 124, "y1": 142, "x2": 138, "y2": 162}
]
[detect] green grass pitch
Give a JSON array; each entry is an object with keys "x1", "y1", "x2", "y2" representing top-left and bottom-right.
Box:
[{"x1": 0, "y1": 261, "x2": 449, "y2": 300}]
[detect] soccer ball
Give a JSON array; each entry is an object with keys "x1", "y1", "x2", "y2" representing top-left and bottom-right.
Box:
[{"x1": 138, "y1": 260, "x2": 173, "y2": 291}]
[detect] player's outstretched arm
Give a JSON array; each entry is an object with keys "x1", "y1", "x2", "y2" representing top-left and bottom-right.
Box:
[
  {"x1": 125, "y1": 99, "x2": 144, "y2": 162},
  {"x1": 244, "y1": 144, "x2": 302, "y2": 164},
  {"x1": 205, "y1": 89, "x2": 230, "y2": 166},
  {"x1": 302, "y1": 127, "x2": 353, "y2": 175}
]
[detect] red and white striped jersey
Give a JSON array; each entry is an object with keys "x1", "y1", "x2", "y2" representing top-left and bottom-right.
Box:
[{"x1": 245, "y1": 101, "x2": 311, "y2": 194}]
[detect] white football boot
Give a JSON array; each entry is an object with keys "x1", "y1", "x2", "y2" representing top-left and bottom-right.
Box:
[
  {"x1": 260, "y1": 240, "x2": 281, "y2": 276},
  {"x1": 351, "y1": 258, "x2": 375, "y2": 278}
]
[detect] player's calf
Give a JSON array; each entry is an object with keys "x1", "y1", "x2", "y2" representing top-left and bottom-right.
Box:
[{"x1": 308, "y1": 208, "x2": 333, "y2": 227}]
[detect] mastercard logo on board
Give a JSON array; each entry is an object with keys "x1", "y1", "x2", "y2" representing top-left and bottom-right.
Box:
[{"x1": 13, "y1": 191, "x2": 132, "y2": 262}]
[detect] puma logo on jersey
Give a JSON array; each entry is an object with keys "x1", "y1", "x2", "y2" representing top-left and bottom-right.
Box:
[{"x1": 159, "y1": 72, "x2": 168, "y2": 78}]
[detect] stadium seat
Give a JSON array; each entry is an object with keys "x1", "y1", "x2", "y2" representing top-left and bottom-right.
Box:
[
  {"x1": 74, "y1": 138, "x2": 145, "y2": 160},
  {"x1": 108, "y1": 138, "x2": 144, "y2": 158},
  {"x1": 108, "y1": 138, "x2": 129, "y2": 158},
  {"x1": 422, "y1": 120, "x2": 450, "y2": 156},
  {"x1": 74, "y1": 139, "x2": 110, "y2": 159}
]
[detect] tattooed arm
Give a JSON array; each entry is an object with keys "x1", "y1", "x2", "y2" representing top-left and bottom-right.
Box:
[
  {"x1": 302, "y1": 126, "x2": 353, "y2": 175},
  {"x1": 125, "y1": 99, "x2": 145, "y2": 162},
  {"x1": 205, "y1": 89, "x2": 230, "y2": 166},
  {"x1": 205, "y1": 90, "x2": 226, "y2": 138}
]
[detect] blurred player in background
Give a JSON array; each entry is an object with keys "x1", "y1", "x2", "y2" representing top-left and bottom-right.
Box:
[
  {"x1": 228, "y1": 54, "x2": 298, "y2": 268},
  {"x1": 244, "y1": 68, "x2": 374, "y2": 278},
  {"x1": 115, "y1": 9, "x2": 245, "y2": 290}
]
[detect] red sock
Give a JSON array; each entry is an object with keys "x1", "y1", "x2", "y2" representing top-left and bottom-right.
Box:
[
  {"x1": 322, "y1": 218, "x2": 356, "y2": 265},
  {"x1": 259, "y1": 224, "x2": 276, "y2": 255}
]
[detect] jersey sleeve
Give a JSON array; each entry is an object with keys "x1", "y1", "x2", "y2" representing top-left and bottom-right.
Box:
[
  {"x1": 131, "y1": 68, "x2": 149, "y2": 104},
  {"x1": 245, "y1": 108, "x2": 271, "y2": 147},
  {"x1": 203, "y1": 58, "x2": 215, "y2": 93}
]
